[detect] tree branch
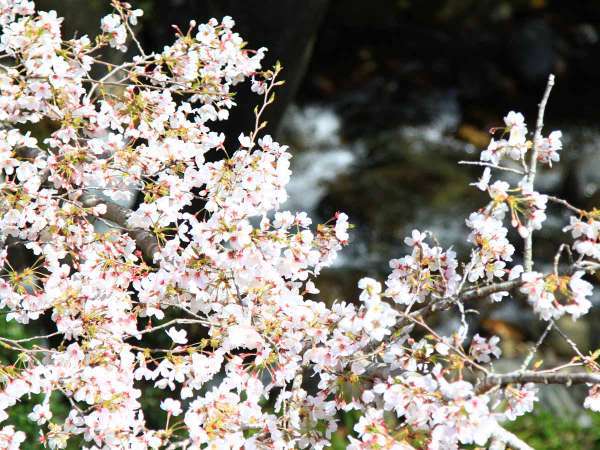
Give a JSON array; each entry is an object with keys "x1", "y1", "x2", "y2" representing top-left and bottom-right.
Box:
[
  {"x1": 80, "y1": 193, "x2": 159, "y2": 262},
  {"x1": 547, "y1": 195, "x2": 585, "y2": 216},
  {"x1": 575, "y1": 260, "x2": 600, "y2": 273},
  {"x1": 524, "y1": 74, "x2": 555, "y2": 272},
  {"x1": 458, "y1": 160, "x2": 525, "y2": 175},
  {"x1": 362, "y1": 279, "x2": 524, "y2": 361},
  {"x1": 477, "y1": 370, "x2": 600, "y2": 394},
  {"x1": 413, "y1": 279, "x2": 524, "y2": 319},
  {"x1": 6, "y1": 141, "x2": 159, "y2": 263},
  {"x1": 491, "y1": 423, "x2": 535, "y2": 450}
]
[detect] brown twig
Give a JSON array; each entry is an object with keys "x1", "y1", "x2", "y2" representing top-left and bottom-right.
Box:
[{"x1": 547, "y1": 195, "x2": 585, "y2": 216}]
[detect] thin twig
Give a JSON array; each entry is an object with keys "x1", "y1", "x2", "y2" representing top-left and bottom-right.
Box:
[
  {"x1": 0, "y1": 331, "x2": 61, "y2": 344},
  {"x1": 551, "y1": 321, "x2": 599, "y2": 370},
  {"x1": 524, "y1": 74, "x2": 555, "y2": 272},
  {"x1": 575, "y1": 260, "x2": 600, "y2": 273},
  {"x1": 130, "y1": 318, "x2": 209, "y2": 338},
  {"x1": 459, "y1": 160, "x2": 525, "y2": 175},
  {"x1": 520, "y1": 321, "x2": 553, "y2": 371},
  {"x1": 553, "y1": 243, "x2": 572, "y2": 276},
  {"x1": 547, "y1": 195, "x2": 585, "y2": 215}
]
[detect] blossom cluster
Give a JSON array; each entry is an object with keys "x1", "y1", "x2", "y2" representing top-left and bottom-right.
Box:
[
  {"x1": 0, "y1": 2, "x2": 597, "y2": 450},
  {"x1": 564, "y1": 214, "x2": 600, "y2": 260},
  {"x1": 520, "y1": 270, "x2": 593, "y2": 320},
  {"x1": 384, "y1": 230, "x2": 460, "y2": 305}
]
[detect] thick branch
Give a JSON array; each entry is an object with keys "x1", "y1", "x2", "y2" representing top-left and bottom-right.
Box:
[
  {"x1": 81, "y1": 193, "x2": 159, "y2": 262},
  {"x1": 459, "y1": 279, "x2": 523, "y2": 303},
  {"x1": 9, "y1": 142, "x2": 159, "y2": 262},
  {"x1": 477, "y1": 371, "x2": 600, "y2": 394}
]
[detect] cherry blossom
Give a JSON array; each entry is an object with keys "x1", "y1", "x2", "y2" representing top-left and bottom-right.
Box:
[
  {"x1": 503, "y1": 384, "x2": 538, "y2": 421},
  {"x1": 470, "y1": 334, "x2": 502, "y2": 363},
  {"x1": 0, "y1": 3, "x2": 596, "y2": 449},
  {"x1": 536, "y1": 130, "x2": 563, "y2": 166},
  {"x1": 166, "y1": 327, "x2": 188, "y2": 345},
  {"x1": 584, "y1": 385, "x2": 600, "y2": 412},
  {"x1": 564, "y1": 216, "x2": 600, "y2": 260},
  {"x1": 520, "y1": 271, "x2": 593, "y2": 321},
  {"x1": 481, "y1": 111, "x2": 529, "y2": 164},
  {"x1": 0, "y1": 426, "x2": 26, "y2": 450},
  {"x1": 160, "y1": 398, "x2": 183, "y2": 417}
]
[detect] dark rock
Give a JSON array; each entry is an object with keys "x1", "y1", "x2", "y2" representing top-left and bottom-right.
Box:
[{"x1": 508, "y1": 19, "x2": 556, "y2": 83}]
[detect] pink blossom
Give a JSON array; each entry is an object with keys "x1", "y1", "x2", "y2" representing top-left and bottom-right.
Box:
[
  {"x1": 0, "y1": 3, "x2": 593, "y2": 449},
  {"x1": 504, "y1": 384, "x2": 538, "y2": 420},
  {"x1": 470, "y1": 334, "x2": 502, "y2": 363},
  {"x1": 584, "y1": 385, "x2": 600, "y2": 412}
]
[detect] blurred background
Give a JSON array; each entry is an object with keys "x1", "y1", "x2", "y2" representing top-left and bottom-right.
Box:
[{"x1": 14, "y1": 0, "x2": 600, "y2": 447}]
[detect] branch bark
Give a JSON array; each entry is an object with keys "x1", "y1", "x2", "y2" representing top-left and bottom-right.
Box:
[
  {"x1": 80, "y1": 193, "x2": 159, "y2": 262},
  {"x1": 9, "y1": 142, "x2": 159, "y2": 262},
  {"x1": 477, "y1": 371, "x2": 600, "y2": 394}
]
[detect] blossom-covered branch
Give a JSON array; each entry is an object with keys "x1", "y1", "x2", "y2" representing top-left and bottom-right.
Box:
[
  {"x1": 477, "y1": 371, "x2": 600, "y2": 394},
  {"x1": 80, "y1": 193, "x2": 159, "y2": 262},
  {"x1": 0, "y1": 1, "x2": 598, "y2": 449}
]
